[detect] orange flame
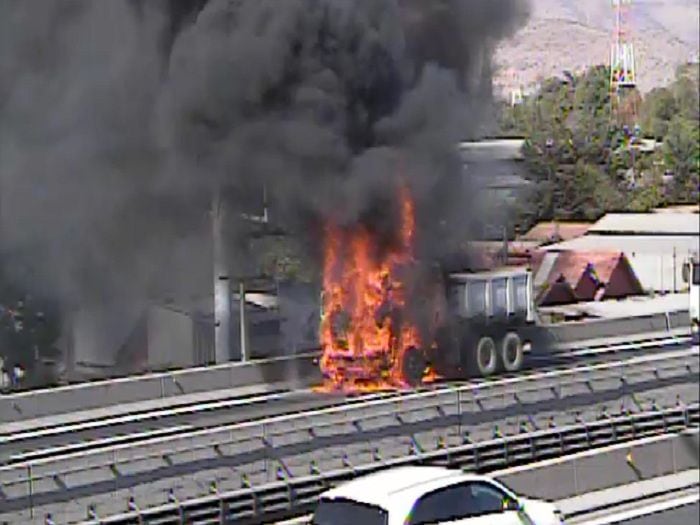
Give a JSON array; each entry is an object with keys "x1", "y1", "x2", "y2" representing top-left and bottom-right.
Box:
[{"x1": 317, "y1": 186, "x2": 427, "y2": 392}]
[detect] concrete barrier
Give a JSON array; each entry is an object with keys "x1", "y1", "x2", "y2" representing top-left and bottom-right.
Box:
[
  {"x1": 496, "y1": 429, "x2": 699, "y2": 502},
  {"x1": 275, "y1": 430, "x2": 700, "y2": 525},
  {"x1": 0, "y1": 311, "x2": 690, "y2": 423},
  {"x1": 0, "y1": 353, "x2": 320, "y2": 424}
]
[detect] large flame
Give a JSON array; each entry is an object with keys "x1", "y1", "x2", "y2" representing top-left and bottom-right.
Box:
[{"x1": 318, "y1": 186, "x2": 430, "y2": 392}]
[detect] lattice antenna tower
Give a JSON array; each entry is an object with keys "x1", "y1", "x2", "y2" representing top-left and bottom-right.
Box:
[{"x1": 610, "y1": 0, "x2": 637, "y2": 123}]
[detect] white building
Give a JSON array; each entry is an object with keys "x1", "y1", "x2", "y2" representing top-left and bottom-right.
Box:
[{"x1": 544, "y1": 212, "x2": 700, "y2": 293}]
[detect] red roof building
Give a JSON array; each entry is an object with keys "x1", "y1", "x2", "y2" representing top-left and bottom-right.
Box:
[{"x1": 534, "y1": 250, "x2": 644, "y2": 306}]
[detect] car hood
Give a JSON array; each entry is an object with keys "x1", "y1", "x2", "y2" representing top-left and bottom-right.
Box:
[{"x1": 519, "y1": 497, "x2": 562, "y2": 524}]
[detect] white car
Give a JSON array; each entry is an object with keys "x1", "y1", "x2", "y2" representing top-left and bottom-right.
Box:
[{"x1": 311, "y1": 466, "x2": 565, "y2": 525}]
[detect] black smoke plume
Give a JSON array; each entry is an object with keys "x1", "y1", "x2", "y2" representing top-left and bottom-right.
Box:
[{"x1": 0, "y1": 0, "x2": 529, "y2": 365}]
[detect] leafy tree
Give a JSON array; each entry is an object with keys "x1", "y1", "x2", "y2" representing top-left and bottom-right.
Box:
[
  {"x1": 673, "y1": 63, "x2": 700, "y2": 121},
  {"x1": 626, "y1": 176, "x2": 666, "y2": 212},
  {"x1": 664, "y1": 115, "x2": 700, "y2": 202},
  {"x1": 640, "y1": 87, "x2": 677, "y2": 139},
  {"x1": 499, "y1": 61, "x2": 699, "y2": 225}
]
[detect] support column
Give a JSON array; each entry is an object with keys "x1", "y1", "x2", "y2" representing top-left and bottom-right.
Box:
[
  {"x1": 212, "y1": 192, "x2": 230, "y2": 364},
  {"x1": 239, "y1": 280, "x2": 248, "y2": 362}
]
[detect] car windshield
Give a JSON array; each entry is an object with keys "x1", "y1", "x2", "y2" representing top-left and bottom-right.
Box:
[{"x1": 312, "y1": 497, "x2": 388, "y2": 525}]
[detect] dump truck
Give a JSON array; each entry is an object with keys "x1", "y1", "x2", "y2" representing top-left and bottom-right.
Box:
[{"x1": 320, "y1": 264, "x2": 542, "y2": 388}]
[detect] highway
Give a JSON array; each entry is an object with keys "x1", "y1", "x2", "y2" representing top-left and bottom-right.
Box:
[
  {"x1": 1, "y1": 338, "x2": 692, "y2": 463},
  {"x1": 0, "y1": 335, "x2": 696, "y2": 523},
  {"x1": 0, "y1": 351, "x2": 696, "y2": 522}
]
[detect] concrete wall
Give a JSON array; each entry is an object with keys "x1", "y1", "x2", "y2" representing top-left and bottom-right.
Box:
[
  {"x1": 147, "y1": 306, "x2": 195, "y2": 370},
  {"x1": 497, "y1": 430, "x2": 699, "y2": 502},
  {"x1": 70, "y1": 306, "x2": 143, "y2": 369}
]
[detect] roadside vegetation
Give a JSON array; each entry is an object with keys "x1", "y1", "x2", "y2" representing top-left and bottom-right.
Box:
[{"x1": 498, "y1": 62, "x2": 700, "y2": 230}]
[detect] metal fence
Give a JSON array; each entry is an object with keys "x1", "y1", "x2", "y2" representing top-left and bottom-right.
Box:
[
  {"x1": 2, "y1": 348, "x2": 697, "y2": 520},
  {"x1": 89, "y1": 404, "x2": 700, "y2": 525}
]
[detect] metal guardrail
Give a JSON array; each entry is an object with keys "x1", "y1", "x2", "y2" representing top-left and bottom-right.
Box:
[
  {"x1": 86, "y1": 404, "x2": 700, "y2": 525},
  {"x1": 0, "y1": 309, "x2": 690, "y2": 423},
  {"x1": 1, "y1": 348, "x2": 697, "y2": 518}
]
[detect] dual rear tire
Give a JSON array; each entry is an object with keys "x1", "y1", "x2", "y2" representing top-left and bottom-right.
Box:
[
  {"x1": 472, "y1": 332, "x2": 524, "y2": 377},
  {"x1": 402, "y1": 331, "x2": 526, "y2": 385}
]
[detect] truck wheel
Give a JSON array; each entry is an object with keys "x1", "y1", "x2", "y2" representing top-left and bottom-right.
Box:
[
  {"x1": 401, "y1": 346, "x2": 426, "y2": 387},
  {"x1": 475, "y1": 336, "x2": 498, "y2": 377},
  {"x1": 500, "y1": 332, "x2": 524, "y2": 372}
]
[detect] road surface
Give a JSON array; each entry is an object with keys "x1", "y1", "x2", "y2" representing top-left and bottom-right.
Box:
[{"x1": 617, "y1": 501, "x2": 699, "y2": 524}]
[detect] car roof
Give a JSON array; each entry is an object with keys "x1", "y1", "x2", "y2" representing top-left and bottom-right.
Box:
[{"x1": 320, "y1": 466, "x2": 502, "y2": 511}]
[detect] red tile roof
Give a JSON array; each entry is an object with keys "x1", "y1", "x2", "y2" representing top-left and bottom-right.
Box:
[{"x1": 520, "y1": 222, "x2": 592, "y2": 244}]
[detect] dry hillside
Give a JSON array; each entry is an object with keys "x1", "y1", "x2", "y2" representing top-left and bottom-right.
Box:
[{"x1": 494, "y1": 0, "x2": 700, "y2": 97}]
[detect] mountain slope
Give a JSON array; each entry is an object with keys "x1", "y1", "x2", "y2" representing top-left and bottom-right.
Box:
[{"x1": 494, "y1": 0, "x2": 699, "y2": 96}]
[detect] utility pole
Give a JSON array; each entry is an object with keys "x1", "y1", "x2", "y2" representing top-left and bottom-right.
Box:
[
  {"x1": 238, "y1": 280, "x2": 248, "y2": 362},
  {"x1": 212, "y1": 191, "x2": 230, "y2": 364}
]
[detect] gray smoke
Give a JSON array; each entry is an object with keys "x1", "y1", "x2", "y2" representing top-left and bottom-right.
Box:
[{"x1": 0, "y1": 0, "x2": 529, "y2": 363}]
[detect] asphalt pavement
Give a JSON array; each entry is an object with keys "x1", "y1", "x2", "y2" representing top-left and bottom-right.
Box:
[{"x1": 616, "y1": 502, "x2": 698, "y2": 524}]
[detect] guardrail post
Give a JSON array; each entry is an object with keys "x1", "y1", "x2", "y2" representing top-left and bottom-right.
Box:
[
  {"x1": 24, "y1": 463, "x2": 34, "y2": 519},
  {"x1": 168, "y1": 489, "x2": 185, "y2": 523},
  {"x1": 456, "y1": 389, "x2": 462, "y2": 438},
  {"x1": 86, "y1": 505, "x2": 99, "y2": 522},
  {"x1": 127, "y1": 497, "x2": 143, "y2": 525},
  {"x1": 262, "y1": 423, "x2": 270, "y2": 481},
  {"x1": 219, "y1": 499, "x2": 229, "y2": 524},
  {"x1": 662, "y1": 407, "x2": 668, "y2": 432},
  {"x1": 671, "y1": 434, "x2": 678, "y2": 473}
]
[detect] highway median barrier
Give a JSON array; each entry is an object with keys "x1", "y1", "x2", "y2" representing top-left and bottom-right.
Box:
[{"x1": 0, "y1": 310, "x2": 691, "y2": 424}]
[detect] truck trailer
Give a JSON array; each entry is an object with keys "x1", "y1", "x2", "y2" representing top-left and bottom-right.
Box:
[{"x1": 424, "y1": 266, "x2": 538, "y2": 382}]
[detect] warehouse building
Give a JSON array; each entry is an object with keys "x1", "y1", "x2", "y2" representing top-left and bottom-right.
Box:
[{"x1": 543, "y1": 212, "x2": 700, "y2": 293}]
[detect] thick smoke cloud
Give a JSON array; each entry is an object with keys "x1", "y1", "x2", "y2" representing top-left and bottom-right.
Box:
[{"x1": 0, "y1": 0, "x2": 529, "y2": 362}]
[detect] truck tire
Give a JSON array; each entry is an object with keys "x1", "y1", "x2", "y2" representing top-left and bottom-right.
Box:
[
  {"x1": 500, "y1": 332, "x2": 524, "y2": 372},
  {"x1": 401, "y1": 346, "x2": 426, "y2": 387},
  {"x1": 474, "y1": 336, "x2": 498, "y2": 377}
]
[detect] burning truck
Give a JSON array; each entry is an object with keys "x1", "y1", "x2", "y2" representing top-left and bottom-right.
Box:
[{"x1": 318, "y1": 187, "x2": 539, "y2": 392}]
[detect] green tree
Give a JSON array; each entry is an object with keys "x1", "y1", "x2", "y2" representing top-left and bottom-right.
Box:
[
  {"x1": 664, "y1": 115, "x2": 700, "y2": 202},
  {"x1": 640, "y1": 87, "x2": 677, "y2": 139},
  {"x1": 626, "y1": 173, "x2": 666, "y2": 212},
  {"x1": 498, "y1": 62, "x2": 698, "y2": 224}
]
